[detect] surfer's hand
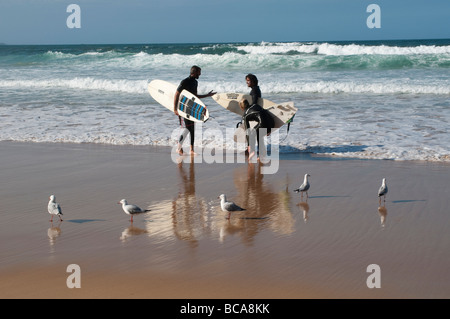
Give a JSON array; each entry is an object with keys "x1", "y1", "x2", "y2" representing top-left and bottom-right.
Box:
[
  {"x1": 207, "y1": 90, "x2": 216, "y2": 97},
  {"x1": 174, "y1": 109, "x2": 179, "y2": 116}
]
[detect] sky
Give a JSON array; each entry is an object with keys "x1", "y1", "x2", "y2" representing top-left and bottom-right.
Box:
[{"x1": 0, "y1": 0, "x2": 449, "y2": 45}]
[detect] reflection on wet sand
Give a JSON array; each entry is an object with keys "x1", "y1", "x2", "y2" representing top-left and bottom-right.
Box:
[
  {"x1": 230, "y1": 163, "x2": 295, "y2": 240},
  {"x1": 133, "y1": 159, "x2": 212, "y2": 247},
  {"x1": 378, "y1": 204, "x2": 388, "y2": 228},
  {"x1": 47, "y1": 221, "x2": 62, "y2": 247},
  {"x1": 171, "y1": 160, "x2": 209, "y2": 246},
  {"x1": 129, "y1": 161, "x2": 300, "y2": 246},
  {"x1": 120, "y1": 225, "x2": 148, "y2": 242},
  {"x1": 297, "y1": 201, "x2": 310, "y2": 223}
]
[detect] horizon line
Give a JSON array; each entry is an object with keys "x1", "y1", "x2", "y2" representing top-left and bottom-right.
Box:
[{"x1": 1, "y1": 37, "x2": 450, "y2": 47}]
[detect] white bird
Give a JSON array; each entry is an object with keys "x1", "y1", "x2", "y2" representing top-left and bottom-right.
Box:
[
  {"x1": 378, "y1": 178, "x2": 388, "y2": 204},
  {"x1": 118, "y1": 199, "x2": 150, "y2": 222},
  {"x1": 218, "y1": 194, "x2": 245, "y2": 219},
  {"x1": 48, "y1": 195, "x2": 63, "y2": 222},
  {"x1": 294, "y1": 174, "x2": 311, "y2": 198}
]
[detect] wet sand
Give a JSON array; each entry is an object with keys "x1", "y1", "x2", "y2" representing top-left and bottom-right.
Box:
[{"x1": 1, "y1": 141, "x2": 450, "y2": 299}]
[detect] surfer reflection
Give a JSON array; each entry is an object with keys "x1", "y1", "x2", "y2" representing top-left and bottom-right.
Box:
[
  {"x1": 172, "y1": 160, "x2": 208, "y2": 246},
  {"x1": 227, "y1": 163, "x2": 294, "y2": 243}
]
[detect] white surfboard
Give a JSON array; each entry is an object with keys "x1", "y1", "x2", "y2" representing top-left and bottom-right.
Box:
[
  {"x1": 212, "y1": 92, "x2": 297, "y2": 142},
  {"x1": 212, "y1": 93, "x2": 297, "y2": 128},
  {"x1": 148, "y1": 79, "x2": 209, "y2": 123}
]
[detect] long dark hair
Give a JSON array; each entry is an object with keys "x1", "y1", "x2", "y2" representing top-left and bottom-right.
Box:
[{"x1": 246, "y1": 73, "x2": 258, "y2": 86}]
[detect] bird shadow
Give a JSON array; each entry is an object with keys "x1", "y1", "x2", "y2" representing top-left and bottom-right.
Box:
[
  {"x1": 308, "y1": 195, "x2": 351, "y2": 199},
  {"x1": 65, "y1": 219, "x2": 106, "y2": 224},
  {"x1": 391, "y1": 200, "x2": 426, "y2": 204}
]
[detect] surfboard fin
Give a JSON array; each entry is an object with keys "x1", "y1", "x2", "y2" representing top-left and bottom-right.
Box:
[{"x1": 286, "y1": 114, "x2": 296, "y2": 134}]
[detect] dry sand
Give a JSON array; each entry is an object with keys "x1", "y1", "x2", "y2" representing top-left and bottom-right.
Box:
[{"x1": 1, "y1": 141, "x2": 450, "y2": 299}]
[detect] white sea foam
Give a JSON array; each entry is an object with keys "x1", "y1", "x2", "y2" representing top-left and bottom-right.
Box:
[
  {"x1": 2, "y1": 78, "x2": 448, "y2": 96},
  {"x1": 0, "y1": 78, "x2": 148, "y2": 94},
  {"x1": 236, "y1": 42, "x2": 450, "y2": 56}
]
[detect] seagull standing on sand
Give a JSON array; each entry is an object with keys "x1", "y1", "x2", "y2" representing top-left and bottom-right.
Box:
[
  {"x1": 294, "y1": 174, "x2": 311, "y2": 198},
  {"x1": 48, "y1": 195, "x2": 63, "y2": 222},
  {"x1": 118, "y1": 199, "x2": 150, "y2": 222},
  {"x1": 218, "y1": 194, "x2": 245, "y2": 219},
  {"x1": 378, "y1": 178, "x2": 388, "y2": 204}
]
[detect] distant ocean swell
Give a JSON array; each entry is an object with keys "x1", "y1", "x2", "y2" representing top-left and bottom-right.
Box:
[{"x1": 2, "y1": 41, "x2": 449, "y2": 71}]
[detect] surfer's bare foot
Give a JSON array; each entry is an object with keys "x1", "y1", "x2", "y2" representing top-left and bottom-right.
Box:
[
  {"x1": 189, "y1": 147, "x2": 198, "y2": 156},
  {"x1": 177, "y1": 148, "x2": 184, "y2": 155}
]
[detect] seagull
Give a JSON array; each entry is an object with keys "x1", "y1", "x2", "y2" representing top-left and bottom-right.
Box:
[
  {"x1": 218, "y1": 194, "x2": 245, "y2": 219},
  {"x1": 378, "y1": 178, "x2": 388, "y2": 204},
  {"x1": 294, "y1": 174, "x2": 310, "y2": 198},
  {"x1": 48, "y1": 195, "x2": 63, "y2": 222},
  {"x1": 118, "y1": 199, "x2": 150, "y2": 222}
]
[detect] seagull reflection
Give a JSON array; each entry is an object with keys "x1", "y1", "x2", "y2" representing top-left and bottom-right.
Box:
[
  {"x1": 219, "y1": 223, "x2": 245, "y2": 243},
  {"x1": 47, "y1": 221, "x2": 62, "y2": 246},
  {"x1": 120, "y1": 225, "x2": 148, "y2": 242},
  {"x1": 297, "y1": 201, "x2": 310, "y2": 223},
  {"x1": 378, "y1": 204, "x2": 388, "y2": 228}
]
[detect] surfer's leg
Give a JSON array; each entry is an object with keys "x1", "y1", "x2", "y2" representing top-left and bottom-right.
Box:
[
  {"x1": 184, "y1": 119, "x2": 197, "y2": 155},
  {"x1": 178, "y1": 128, "x2": 189, "y2": 155},
  {"x1": 257, "y1": 127, "x2": 267, "y2": 159},
  {"x1": 247, "y1": 128, "x2": 257, "y2": 162},
  {"x1": 188, "y1": 127, "x2": 198, "y2": 155}
]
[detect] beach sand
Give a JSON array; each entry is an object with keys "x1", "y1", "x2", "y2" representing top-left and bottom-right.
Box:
[{"x1": 1, "y1": 141, "x2": 450, "y2": 299}]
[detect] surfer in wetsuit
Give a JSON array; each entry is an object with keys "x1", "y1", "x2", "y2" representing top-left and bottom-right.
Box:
[
  {"x1": 239, "y1": 98, "x2": 274, "y2": 161},
  {"x1": 174, "y1": 66, "x2": 216, "y2": 155},
  {"x1": 241, "y1": 74, "x2": 274, "y2": 160},
  {"x1": 246, "y1": 73, "x2": 261, "y2": 105}
]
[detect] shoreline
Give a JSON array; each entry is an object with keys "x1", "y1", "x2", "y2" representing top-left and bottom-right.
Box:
[{"x1": 1, "y1": 141, "x2": 450, "y2": 299}]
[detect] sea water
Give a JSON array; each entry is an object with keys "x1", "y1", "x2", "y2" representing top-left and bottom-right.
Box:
[{"x1": 0, "y1": 40, "x2": 449, "y2": 161}]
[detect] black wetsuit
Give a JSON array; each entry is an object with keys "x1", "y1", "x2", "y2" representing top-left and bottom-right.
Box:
[
  {"x1": 249, "y1": 85, "x2": 261, "y2": 105},
  {"x1": 177, "y1": 76, "x2": 198, "y2": 147},
  {"x1": 242, "y1": 103, "x2": 274, "y2": 148}
]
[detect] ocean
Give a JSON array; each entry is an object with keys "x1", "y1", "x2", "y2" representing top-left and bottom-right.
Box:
[{"x1": 1, "y1": 39, "x2": 449, "y2": 161}]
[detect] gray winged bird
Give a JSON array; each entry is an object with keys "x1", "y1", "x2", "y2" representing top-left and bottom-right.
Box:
[
  {"x1": 48, "y1": 195, "x2": 63, "y2": 222},
  {"x1": 378, "y1": 178, "x2": 388, "y2": 204},
  {"x1": 218, "y1": 194, "x2": 245, "y2": 219},
  {"x1": 118, "y1": 199, "x2": 150, "y2": 222},
  {"x1": 294, "y1": 174, "x2": 311, "y2": 198}
]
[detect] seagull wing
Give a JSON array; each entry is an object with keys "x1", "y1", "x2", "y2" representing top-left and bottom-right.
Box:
[
  {"x1": 378, "y1": 185, "x2": 387, "y2": 196},
  {"x1": 224, "y1": 201, "x2": 245, "y2": 211},
  {"x1": 48, "y1": 202, "x2": 62, "y2": 215},
  {"x1": 127, "y1": 204, "x2": 144, "y2": 214}
]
